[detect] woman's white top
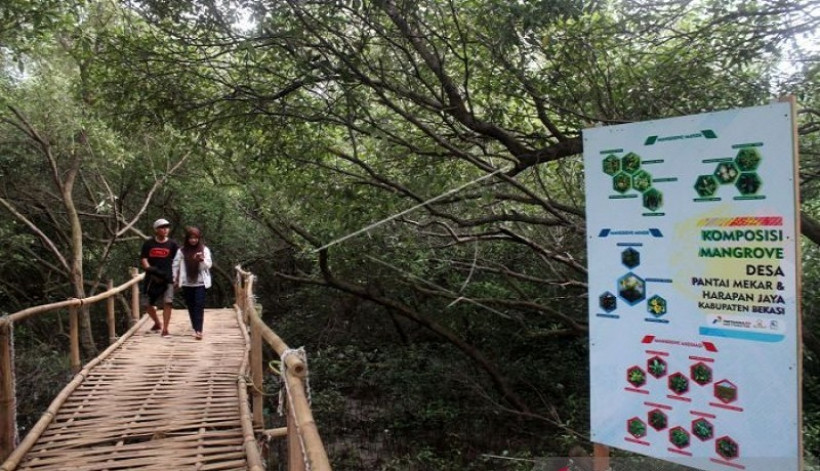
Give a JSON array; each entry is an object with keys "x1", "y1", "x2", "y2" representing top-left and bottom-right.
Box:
[{"x1": 172, "y1": 247, "x2": 213, "y2": 288}]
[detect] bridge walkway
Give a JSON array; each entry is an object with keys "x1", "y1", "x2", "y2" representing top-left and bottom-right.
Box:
[{"x1": 14, "y1": 309, "x2": 249, "y2": 471}]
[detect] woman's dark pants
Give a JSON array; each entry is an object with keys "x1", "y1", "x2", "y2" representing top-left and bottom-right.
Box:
[{"x1": 182, "y1": 285, "x2": 206, "y2": 332}]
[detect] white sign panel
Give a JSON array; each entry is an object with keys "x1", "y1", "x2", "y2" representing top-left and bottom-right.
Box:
[{"x1": 584, "y1": 102, "x2": 801, "y2": 471}]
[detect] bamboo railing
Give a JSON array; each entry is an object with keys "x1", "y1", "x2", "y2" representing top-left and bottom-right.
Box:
[
  {"x1": 0, "y1": 266, "x2": 331, "y2": 470},
  {"x1": 0, "y1": 268, "x2": 146, "y2": 464},
  {"x1": 234, "y1": 266, "x2": 332, "y2": 471}
]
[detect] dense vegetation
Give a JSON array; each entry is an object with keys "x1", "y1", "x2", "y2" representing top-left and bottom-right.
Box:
[{"x1": 2, "y1": 0, "x2": 820, "y2": 469}]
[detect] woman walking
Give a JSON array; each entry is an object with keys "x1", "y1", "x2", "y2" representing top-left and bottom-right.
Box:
[{"x1": 173, "y1": 226, "x2": 213, "y2": 340}]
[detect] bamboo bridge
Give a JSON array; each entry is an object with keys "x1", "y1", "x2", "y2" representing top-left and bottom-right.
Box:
[{"x1": 0, "y1": 268, "x2": 330, "y2": 470}]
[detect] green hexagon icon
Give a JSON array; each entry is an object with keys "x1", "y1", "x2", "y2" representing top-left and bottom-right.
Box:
[
  {"x1": 618, "y1": 273, "x2": 646, "y2": 305},
  {"x1": 613, "y1": 172, "x2": 631, "y2": 193},
  {"x1": 735, "y1": 172, "x2": 762, "y2": 195},
  {"x1": 647, "y1": 295, "x2": 667, "y2": 317},
  {"x1": 603, "y1": 155, "x2": 621, "y2": 175},
  {"x1": 713, "y1": 162, "x2": 739, "y2": 184},
  {"x1": 632, "y1": 170, "x2": 652, "y2": 193},
  {"x1": 694, "y1": 175, "x2": 718, "y2": 197},
  {"x1": 621, "y1": 247, "x2": 640, "y2": 269},
  {"x1": 643, "y1": 188, "x2": 663, "y2": 211},
  {"x1": 735, "y1": 148, "x2": 761, "y2": 171},
  {"x1": 621, "y1": 152, "x2": 642, "y2": 174}
]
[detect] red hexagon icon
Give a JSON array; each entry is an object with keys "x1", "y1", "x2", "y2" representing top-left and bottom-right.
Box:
[
  {"x1": 627, "y1": 417, "x2": 647, "y2": 438},
  {"x1": 716, "y1": 436, "x2": 740, "y2": 460},
  {"x1": 647, "y1": 356, "x2": 667, "y2": 378},
  {"x1": 668, "y1": 372, "x2": 689, "y2": 395},
  {"x1": 669, "y1": 426, "x2": 690, "y2": 449},
  {"x1": 627, "y1": 366, "x2": 646, "y2": 388},
  {"x1": 714, "y1": 379, "x2": 738, "y2": 404},
  {"x1": 692, "y1": 418, "x2": 714, "y2": 441},
  {"x1": 648, "y1": 409, "x2": 668, "y2": 431},
  {"x1": 690, "y1": 362, "x2": 713, "y2": 386}
]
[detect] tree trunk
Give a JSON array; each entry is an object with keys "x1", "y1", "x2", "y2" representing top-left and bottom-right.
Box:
[{"x1": 63, "y1": 139, "x2": 97, "y2": 358}]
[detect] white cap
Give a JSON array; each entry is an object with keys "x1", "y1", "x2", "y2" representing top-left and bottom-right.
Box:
[{"x1": 153, "y1": 218, "x2": 171, "y2": 229}]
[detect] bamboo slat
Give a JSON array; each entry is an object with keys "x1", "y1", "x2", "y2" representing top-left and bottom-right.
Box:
[{"x1": 2, "y1": 309, "x2": 251, "y2": 471}]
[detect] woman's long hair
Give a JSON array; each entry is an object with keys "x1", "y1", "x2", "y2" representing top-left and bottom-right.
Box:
[{"x1": 182, "y1": 226, "x2": 204, "y2": 281}]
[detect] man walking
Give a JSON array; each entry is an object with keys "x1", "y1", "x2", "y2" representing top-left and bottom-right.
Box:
[{"x1": 140, "y1": 218, "x2": 179, "y2": 337}]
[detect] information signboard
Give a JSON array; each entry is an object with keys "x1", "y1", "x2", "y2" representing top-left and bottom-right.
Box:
[{"x1": 584, "y1": 101, "x2": 801, "y2": 471}]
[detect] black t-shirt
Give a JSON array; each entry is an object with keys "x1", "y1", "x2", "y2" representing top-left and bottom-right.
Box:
[{"x1": 140, "y1": 238, "x2": 179, "y2": 282}]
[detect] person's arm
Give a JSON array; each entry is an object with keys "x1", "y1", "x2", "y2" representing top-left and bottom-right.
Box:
[
  {"x1": 201, "y1": 247, "x2": 213, "y2": 270},
  {"x1": 139, "y1": 241, "x2": 151, "y2": 270},
  {"x1": 172, "y1": 250, "x2": 182, "y2": 286}
]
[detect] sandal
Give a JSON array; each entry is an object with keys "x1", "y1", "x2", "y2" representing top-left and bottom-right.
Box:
[{"x1": 194, "y1": 332, "x2": 202, "y2": 340}]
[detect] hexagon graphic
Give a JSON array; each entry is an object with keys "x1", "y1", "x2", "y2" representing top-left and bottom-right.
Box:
[
  {"x1": 627, "y1": 417, "x2": 647, "y2": 439},
  {"x1": 647, "y1": 295, "x2": 667, "y2": 317},
  {"x1": 668, "y1": 372, "x2": 689, "y2": 395},
  {"x1": 694, "y1": 175, "x2": 718, "y2": 197},
  {"x1": 735, "y1": 148, "x2": 761, "y2": 171},
  {"x1": 691, "y1": 362, "x2": 713, "y2": 386},
  {"x1": 735, "y1": 172, "x2": 762, "y2": 195},
  {"x1": 603, "y1": 155, "x2": 621, "y2": 175},
  {"x1": 621, "y1": 247, "x2": 640, "y2": 269},
  {"x1": 669, "y1": 426, "x2": 690, "y2": 449},
  {"x1": 627, "y1": 366, "x2": 646, "y2": 388},
  {"x1": 647, "y1": 356, "x2": 667, "y2": 378},
  {"x1": 621, "y1": 152, "x2": 642, "y2": 174},
  {"x1": 618, "y1": 272, "x2": 645, "y2": 305},
  {"x1": 692, "y1": 418, "x2": 714, "y2": 441},
  {"x1": 642, "y1": 188, "x2": 663, "y2": 211},
  {"x1": 599, "y1": 292, "x2": 617, "y2": 312},
  {"x1": 613, "y1": 172, "x2": 632, "y2": 193},
  {"x1": 648, "y1": 409, "x2": 668, "y2": 431},
  {"x1": 716, "y1": 436, "x2": 740, "y2": 460},
  {"x1": 632, "y1": 169, "x2": 653, "y2": 193},
  {"x1": 713, "y1": 162, "x2": 739, "y2": 184},
  {"x1": 714, "y1": 379, "x2": 738, "y2": 404}
]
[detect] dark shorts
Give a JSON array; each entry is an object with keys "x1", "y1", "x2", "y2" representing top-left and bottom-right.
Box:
[{"x1": 140, "y1": 282, "x2": 174, "y2": 307}]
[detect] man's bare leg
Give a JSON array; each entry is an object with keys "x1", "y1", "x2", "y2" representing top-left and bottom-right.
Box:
[
  {"x1": 161, "y1": 303, "x2": 173, "y2": 336},
  {"x1": 146, "y1": 305, "x2": 162, "y2": 330}
]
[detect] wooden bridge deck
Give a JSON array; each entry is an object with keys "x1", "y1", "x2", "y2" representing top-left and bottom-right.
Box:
[{"x1": 15, "y1": 309, "x2": 250, "y2": 471}]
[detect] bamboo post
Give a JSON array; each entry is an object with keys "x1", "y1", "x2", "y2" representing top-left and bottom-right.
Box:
[
  {"x1": 68, "y1": 305, "x2": 80, "y2": 374},
  {"x1": 129, "y1": 267, "x2": 140, "y2": 325},
  {"x1": 243, "y1": 274, "x2": 253, "y2": 325},
  {"x1": 106, "y1": 279, "x2": 116, "y2": 344},
  {"x1": 233, "y1": 305, "x2": 266, "y2": 471},
  {"x1": 286, "y1": 373, "x2": 331, "y2": 471},
  {"x1": 0, "y1": 321, "x2": 15, "y2": 464},
  {"x1": 234, "y1": 272, "x2": 244, "y2": 314},
  {"x1": 251, "y1": 315, "x2": 263, "y2": 428},
  {"x1": 286, "y1": 395, "x2": 305, "y2": 471},
  {"x1": 593, "y1": 443, "x2": 610, "y2": 471}
]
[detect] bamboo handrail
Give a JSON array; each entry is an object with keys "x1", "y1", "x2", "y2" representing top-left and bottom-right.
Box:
[
  {"x1": 234, "y1": 266, "x2": 331, "y2": 471},
  {"x1": 249, "y1": 314, "x2": 306, "y2": 378},
  {"x1": 0, "y1": 273, "x2": 145, "y2": 327},
  {"x1": 234, "y1": 306, "x2": 266, "y2": 471},
  {"x1": 0, "y1": 270, "x2": 146, "y2": 464},
  {"x1": 1, "y1": 266, "x2": 323, "y2": 471},
  {"x1": 0, "y1": 315, "x2": 150, "y2": 471}
]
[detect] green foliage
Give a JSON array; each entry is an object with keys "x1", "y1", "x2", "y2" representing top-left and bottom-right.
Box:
[{"x1": 3, "y1": 0, "x2": 820, "y2": 468}]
